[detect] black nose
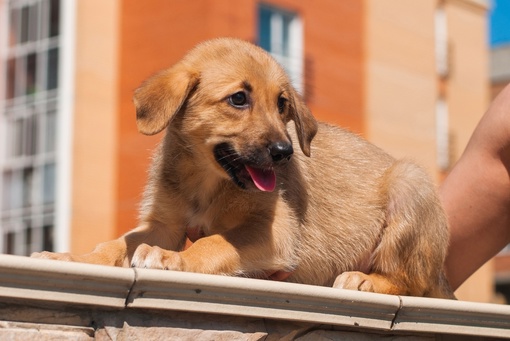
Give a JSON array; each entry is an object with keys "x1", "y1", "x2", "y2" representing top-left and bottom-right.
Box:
[{"x1": 268, "y1": 141, "x2": 293, "y2": 163}]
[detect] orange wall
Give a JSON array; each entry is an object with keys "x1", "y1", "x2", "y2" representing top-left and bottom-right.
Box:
[
  {"x1": 256, "y1": 1, "x2": 365, "y2": 131},
  {"x1": 363, "y1": 0, "x2": 438, "y2": 172},
  {"x1": 114, "y1": 1, "x2": 364, "y2": 236},
  {"x1": 299, "y1": 1, "x2": 364, "y2": 132},
  {"x1": 71, "y1": 0, "x2": 120, "y2": 253}
]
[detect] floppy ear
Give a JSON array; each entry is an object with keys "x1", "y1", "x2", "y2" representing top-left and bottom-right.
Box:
[
  {"x1": 133, "y1": 64, "x2": 199, "y2": 135},
  {"x1": 289, "y1": 90, "x2": 318, "y2": 157}
]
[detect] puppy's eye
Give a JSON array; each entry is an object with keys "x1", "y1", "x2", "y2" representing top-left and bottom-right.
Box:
[
  {"x1": 277, "y1": 97, "x2": 287, "y2": 114},
  {"x1": 229, "y1": 92, "x2": 248, "y2": 108}
]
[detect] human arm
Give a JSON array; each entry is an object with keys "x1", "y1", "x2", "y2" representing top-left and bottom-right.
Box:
[{"x1": 441, "y1": 83, "x2": 510, "y2": 290}]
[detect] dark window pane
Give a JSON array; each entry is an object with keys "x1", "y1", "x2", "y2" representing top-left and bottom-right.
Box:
[
  {"x1": 43, "y1": 163, "x2": 55, "y2": 204},
  {"x1": 282, "y1": 14, "x2": 291, "y2": 57},
  {"x1": 258, "y1": 7, "x2": 271, "y2": 52},
  {"x1": 14, "y1": 57, "x2": 23, "y2": 98},
  {"x1": 49, "y1": 0, "x2": 59, "y2": 37},
  {"x1": 26, "y1": 53, "x2": 37, "y2": 95},
  {"x1": 2, "y1": 171, "x2": 13, "y2": 211},
  {"x1": 28, "y1": 3, "x2": 39, "y2": 42},
  {"x1": 4, "y1": 169, "x2": 23, "y2": 210},
  {"x1": 24, "y1": 225, "x2": 32, "y2": 256},
  {"x1": 45, "y1": 109, "x2": 57, "y2": 152},
  {"x1": 20, "y1": 6, "x2": 29, "y2": 43},
  {"x1": 47, "y1": 48, "x2": 58, "y2": 90},
  {"x1": 9, "y1": 8, "x2": 19, "y2": 46},
  {"x1": 22, "y1": 167, "x2": 34, "y2": 207},
  {"x1": 43, "y1": 225, "x2": 54, "y2": 251},
  {"x1": 6, "y1": 232, "x2": 15, "y2": 254},
  {"x1": 14, "y1": 119, "x2": 24, "y2": 156},
  {"x1": 3, "y1": 169, "x2": 23, "y2": 210},
  {"x1": 6, "y1": 58, "x2": 15, "y2": 99},
  {"x1": 25, "y1": 114, "x2": 38, "y2": 156}
]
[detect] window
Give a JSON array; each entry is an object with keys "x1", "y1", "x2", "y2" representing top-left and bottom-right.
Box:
[
  {"x1": 434, "y1": 6, "x2": 449, "y2": 78},
  {"x1": 1, "y1": 0, "x2": 61, "y2": 255},
  {"x1": 435, "y1": 5, "x2": 450, "y2": 171},
  {"x1": 258, "y1": 4, "x2": 304, "y2": 94},
  {"x1": 435, "y1": 98, "x2": 450, "y2": 171}
]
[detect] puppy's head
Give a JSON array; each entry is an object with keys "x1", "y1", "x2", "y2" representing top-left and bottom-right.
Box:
[{"x1": 133, "y1": 38, "x2": 318, "y2": 192}]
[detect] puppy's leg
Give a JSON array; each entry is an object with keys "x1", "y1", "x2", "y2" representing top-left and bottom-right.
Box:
[
  {"x1": 32, "y1": 221, "x2": 186, "y2": 267},
  {"x1": 132, "y1": 234, "x2": 243, "y2": 273},
  {"x1": 131, "y1": 222, "x2": 295, "y2": 276},
  {"x1": 334, "y1": 160, "x2": 452, "y2": 298},
  {"x1": 32, "y1": 238, "x2": 130, "y2": 266}
]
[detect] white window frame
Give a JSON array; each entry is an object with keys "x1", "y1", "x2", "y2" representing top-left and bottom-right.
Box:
[
  {"x1": 436, "y1": 97, "x2": 450, "y2": 171},
  {"x1": 258, "y1": 4, "x2": 304, "y2": 94},
  {"x1": 54, "y1": 0, "x2": 75, "y2": 253},
  {"x1": 0, "y1": 0, "x2": 74, "y2": 255},
  {"x1": 435, "y1": 6, "x2": 449, "y2": 78}
]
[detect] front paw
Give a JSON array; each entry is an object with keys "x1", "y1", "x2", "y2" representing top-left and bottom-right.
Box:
[
  {"x1": 333, "y1": 271, "x2": 375, "y2": 292},
  {"x1": 31, "y1": 251, "x2": 74, "y2": 262},
  {"x1": 131, "y1": 244, "x2": 183, "y2": 270}
]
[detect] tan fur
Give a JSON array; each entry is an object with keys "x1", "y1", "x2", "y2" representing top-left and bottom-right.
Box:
[{"x1": 32, "y1": 38, "x2": 453, "y2": 298}]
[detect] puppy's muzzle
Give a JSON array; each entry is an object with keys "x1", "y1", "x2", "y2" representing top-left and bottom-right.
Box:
[
  {"x1": 213, "y1": 140, "x2": 293, "y2": 192},
  {"x1": 268, "y1": 141, "x2": 293, "y2": 163}
]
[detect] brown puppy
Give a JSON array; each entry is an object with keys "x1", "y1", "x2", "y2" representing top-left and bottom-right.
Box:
[{"x1": 33, "y1": 38, "x2": 453, "y2": 298}]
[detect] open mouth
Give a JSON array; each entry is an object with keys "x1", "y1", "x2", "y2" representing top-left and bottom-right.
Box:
[{"x1": 213, "y1": 143, "x2": 276, "y2": 192}]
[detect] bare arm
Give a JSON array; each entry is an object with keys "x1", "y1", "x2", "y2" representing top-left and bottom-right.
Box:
[{"x1": 441, "y1": 83, "x2": 510, "y2": 290}]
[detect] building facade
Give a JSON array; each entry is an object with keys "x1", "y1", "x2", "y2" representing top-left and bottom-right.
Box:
[
  {"x1": 0, "y1": 0, "x2": 65, "y2": 256},
  {"x1": 0, "y1": 0, "x2": 491, "y2": 302}
]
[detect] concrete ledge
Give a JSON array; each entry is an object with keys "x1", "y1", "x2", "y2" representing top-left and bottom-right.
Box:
[
  {"x1": 0, "y1": 254, "x2": 133, "y2": 308},
  {"x1": 129, "y1": 267, "x2": 399, "y2": 330},
  {"x1": 1, "y1": 254, "x2": 509, "y2": 339},
  {"x1": 396, "y1": 295, "x2": 510, "y2": 338}
]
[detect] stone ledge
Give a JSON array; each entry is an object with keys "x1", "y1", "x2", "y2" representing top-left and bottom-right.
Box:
[{"x1": 0, "y1": 254, "x2": 509, "y2": 340}]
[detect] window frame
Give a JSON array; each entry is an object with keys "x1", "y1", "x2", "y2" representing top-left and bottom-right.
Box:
[
  {"x1": 258, "y1": 4, "x2": 304, "y2": 94},
  {"x1": 0, "y1": 0, "x2": 65, "y2": 256}
]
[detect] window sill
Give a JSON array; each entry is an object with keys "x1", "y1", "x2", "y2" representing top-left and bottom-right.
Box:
[{"x1": 0, "y1": 254, "x2": 509, "y2": 339}]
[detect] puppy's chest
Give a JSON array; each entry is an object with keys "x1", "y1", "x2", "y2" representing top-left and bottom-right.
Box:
[{"x1": 184, "y1": 198, "x2": 241, "y2": 236}]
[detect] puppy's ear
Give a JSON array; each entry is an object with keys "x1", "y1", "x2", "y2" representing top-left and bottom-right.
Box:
[
  {"x1": 134, "y1": 64, "x2": 199, "y2": 135},
  {"x1": 289, "y1": 91, "x2": 318, "y2": 157}
]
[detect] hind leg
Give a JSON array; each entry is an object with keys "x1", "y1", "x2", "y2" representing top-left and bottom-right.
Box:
[{"x1": 334, "y1": 160, "x2": 452, "y2": 298}]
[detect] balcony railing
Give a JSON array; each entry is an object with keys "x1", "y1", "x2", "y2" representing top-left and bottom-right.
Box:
[{"x1": 0, "y1": 254, "x2": 509, "y2": 339}]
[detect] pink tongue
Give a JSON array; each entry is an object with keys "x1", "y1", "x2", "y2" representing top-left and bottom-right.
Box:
[{"x1": 245, "y1": 166, "x2": 276, "y2": 192}]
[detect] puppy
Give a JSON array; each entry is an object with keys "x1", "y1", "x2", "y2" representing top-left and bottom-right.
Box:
[{"x1": 33, "y1": 38, "x2": 453, "y2": 298}]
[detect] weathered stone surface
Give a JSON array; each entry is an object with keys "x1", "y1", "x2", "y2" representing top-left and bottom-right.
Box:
[
  {"x1": 97, "y1": 323, "x2": 267, "y2": 341},
  {"x1": 294, "y1": 329, "x2": 434, "y2": 340},
  {"x1": 0, "y1": 321, "x2": 94, "y2": 340}
]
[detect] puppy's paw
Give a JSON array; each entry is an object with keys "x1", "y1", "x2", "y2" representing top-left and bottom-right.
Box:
[
  {"x1": 334, "y1": 271, "x2": 408, "y2": 296},
  {"x1": 131, "y1": 244, "x2": 183, "y2": 270},
  {"x1": 31, "y1": 251, "x2": 74, "y2": 262},
  {"x1": 333, "y1": 271, "x2": 375, "y2": 292}
]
